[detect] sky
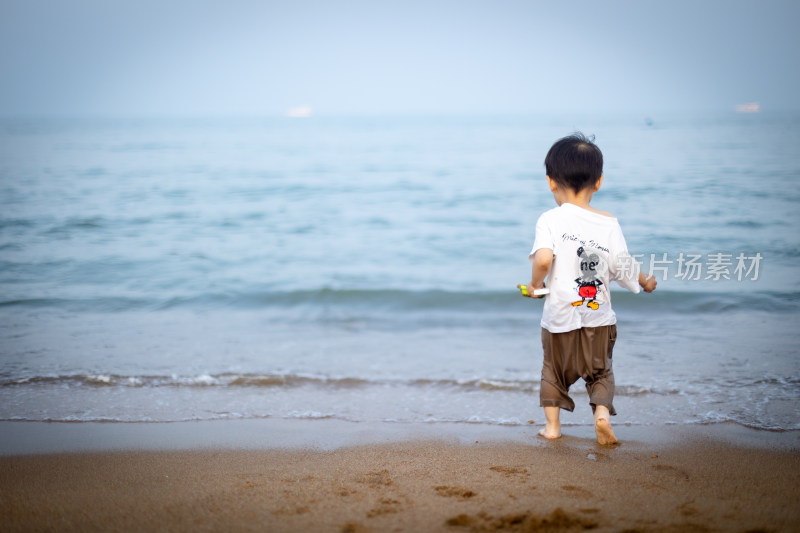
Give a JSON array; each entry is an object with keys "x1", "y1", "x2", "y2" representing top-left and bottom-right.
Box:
[{"x1": 0, "y1": 0, "x2": 798, "y2": 117}]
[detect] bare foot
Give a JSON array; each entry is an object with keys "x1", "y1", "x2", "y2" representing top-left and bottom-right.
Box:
[
  {"x1": 538, "y1": 427, "x2": 561, "y2": 440},
  {"x1": 594, "y1": 418, "x2": 617, "y2": 445}
]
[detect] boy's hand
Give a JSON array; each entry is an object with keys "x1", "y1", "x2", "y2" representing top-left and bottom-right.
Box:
[
  {"x1": 640, "y1": 274, "x2": 657, "y2": 293},
  {"x1": 517, "y1": 283, "x2": 546, "y2": 298}
]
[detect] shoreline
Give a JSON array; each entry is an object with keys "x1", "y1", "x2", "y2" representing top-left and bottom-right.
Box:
[
  {"x1": 2, "y1": 418, "x2": 799, "y2": 456},
  {"x1": 1, "y1": 421, "x2": 798, "y2": 532}
]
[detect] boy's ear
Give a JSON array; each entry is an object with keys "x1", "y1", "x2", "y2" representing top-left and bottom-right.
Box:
[
  {"x1": 593, "y1": 175, "x2": 604, "y2": 192},
  {"x1": 546, "y1": 175, "x2": 558, "y2": 192}
]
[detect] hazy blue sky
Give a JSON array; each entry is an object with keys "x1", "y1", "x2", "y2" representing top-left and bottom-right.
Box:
[{"x1": 1, "y1": 0, "x2": 798, "y2": 116}]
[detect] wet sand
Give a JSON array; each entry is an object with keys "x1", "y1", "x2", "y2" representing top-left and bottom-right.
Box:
[{"x1": 1, "y1": 422, "x2": 799, "y2": 532}]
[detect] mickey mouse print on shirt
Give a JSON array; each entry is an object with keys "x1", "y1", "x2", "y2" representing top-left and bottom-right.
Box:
[{"x1": 573, "y1": 246, "x2": 604, "y2": 310}]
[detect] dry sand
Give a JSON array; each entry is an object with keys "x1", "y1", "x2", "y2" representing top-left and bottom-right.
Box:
[{"x1": 1, "y1": 424, "x2": 799, "y2": 532}]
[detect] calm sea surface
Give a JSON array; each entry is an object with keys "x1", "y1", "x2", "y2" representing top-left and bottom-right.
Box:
[{"x1": 1, "y1": 113, "x2": 798, "y2": 430}]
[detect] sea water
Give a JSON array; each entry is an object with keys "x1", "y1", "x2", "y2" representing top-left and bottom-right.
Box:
[{"x1": 1, "y1": 113, "x2": 798, "y2": 431}]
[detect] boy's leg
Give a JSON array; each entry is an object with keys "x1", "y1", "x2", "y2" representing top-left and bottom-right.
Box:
[
  {"x1": 594, "y1": 404, "x2": 617, "y2": 445},
  {"x1": 539, "y1": 328, "x2": 581, "y2": 440},
  {"x1": 579, "y1": 325, "x2": 619, "y2": 445},
  {"x1": 539, "y1": 406, "x2": 561, "y2": 439}
]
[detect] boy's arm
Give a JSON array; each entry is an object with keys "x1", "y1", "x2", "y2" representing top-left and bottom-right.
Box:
[
  {"x1": 638, "y1": 271, "x2": 657, "y2": 293},
  {"x1": 517, "y1": 248, "x2": 553, "y2": 297}
]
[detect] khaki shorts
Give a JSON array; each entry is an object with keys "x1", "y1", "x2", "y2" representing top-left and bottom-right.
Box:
[{"x1": 540, "y1": 325, "x2": 617, "y2": 415}]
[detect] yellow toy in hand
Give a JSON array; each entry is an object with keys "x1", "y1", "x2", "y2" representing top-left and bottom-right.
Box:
[{"x1": 517, "y1": 284, "x2": 549, "y2": 298}]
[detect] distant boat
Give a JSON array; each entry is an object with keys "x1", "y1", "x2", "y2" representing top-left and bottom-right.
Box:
[
  {"x1": 285, "y1": 105, "x2": 313, "y2": 118},
  {"x1": 735, "y1": 102, "x2": 760, "y2": 113}
]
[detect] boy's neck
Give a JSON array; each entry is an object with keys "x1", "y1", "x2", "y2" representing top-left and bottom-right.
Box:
[
  {"x1": 547, "y1": 175, "x2": 611, "y2": 217},
  {"x1": 554, "y1": 187, "x2": 596, "y2": 211}
]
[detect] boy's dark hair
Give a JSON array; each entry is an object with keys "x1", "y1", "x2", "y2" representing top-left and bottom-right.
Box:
[{"x1": 544, "y1": 133, "x2": 603, "y2": 192}]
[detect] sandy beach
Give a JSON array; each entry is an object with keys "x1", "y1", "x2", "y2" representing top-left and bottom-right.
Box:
[{"x1": 1, "y1": 421, "x2": 798, "y2": 532}]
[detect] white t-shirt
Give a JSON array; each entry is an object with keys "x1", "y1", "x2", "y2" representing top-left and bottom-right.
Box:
[{"x1": 530, "y1": 203, "x2": 641, "y2": 333}]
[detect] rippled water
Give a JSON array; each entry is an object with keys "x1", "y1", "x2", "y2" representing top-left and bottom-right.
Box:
[{"x1": 1, "y1": 113, "x2": 798, "y2": 430}]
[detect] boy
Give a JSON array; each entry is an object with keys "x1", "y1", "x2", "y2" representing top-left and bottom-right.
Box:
[{"x1": 518, "y1": 133, "x2": 656, "y2": 445}]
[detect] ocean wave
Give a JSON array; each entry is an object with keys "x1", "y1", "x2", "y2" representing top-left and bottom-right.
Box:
[
  {"x1": 2, "y1": 413, "x2": 795, "y2": 431},
  {"x1": 0, "y1": 372, "x2": 685, "y2": 397},
  {"x1": 0, "y1": 287, "x2": 797, "y2": 315}
]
